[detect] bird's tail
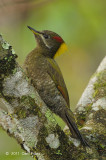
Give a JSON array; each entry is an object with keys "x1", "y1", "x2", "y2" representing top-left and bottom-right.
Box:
[{"x1": 63, "y1": 108, "x2": 89, "y2": 147}]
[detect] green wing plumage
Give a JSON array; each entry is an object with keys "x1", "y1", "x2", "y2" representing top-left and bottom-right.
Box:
[{"x1": 47, "y1": 58, "x2": 70, "y2": 107}]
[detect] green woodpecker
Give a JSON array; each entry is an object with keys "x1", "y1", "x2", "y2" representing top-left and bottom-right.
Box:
[{"x1": 24, "y1": 26, "x2": 89, "y2": 147}]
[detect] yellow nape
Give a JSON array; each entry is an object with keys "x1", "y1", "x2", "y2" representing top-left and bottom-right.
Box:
[{"x1": 54, "y1": 43, "x2": 68, "y2": 59}]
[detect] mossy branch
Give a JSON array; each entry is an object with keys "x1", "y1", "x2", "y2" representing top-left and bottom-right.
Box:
[{"x1": 0, "y1": 35, "x2": 106, "y2": 160}]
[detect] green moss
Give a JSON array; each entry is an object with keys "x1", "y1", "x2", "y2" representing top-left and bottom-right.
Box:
[
  {"x1": 35, "y1": 126, "x2": 50, "y2": 159},
  {"x1": 0, "y1": 48, "x2": 17, "y2": 76},
  {"x1": 30, "y1": 93, "x2": 36, "y2": 99},
  {"x1": 56, "y1": 150, "x2": 62, "y2": 155},
  {"x1": 0, "y1": 49, "x2": 17, "y2": 92},
  {"x1": 45, "y1": 110, "x2": 56, "y2": 124},
  {"x1": 99, "y1": 144, "x2": 105, "y2": 149},
  {"x1": 76, "y1": 103, "x2": 92, "y2": 127},
  {"x1": 8, "y1": 113, "x2": 14, "y2": 120},
  {"x1": 14, "y1": 96, "x2": 41, "y2": 119},
  {"x1": 85, "y1": 103, "x2": 92, "y2": 113},
  {"x1": 35, "y1": 118, "x2": 74, "y2": 160},
  {"x1": 77, "y1": 152, "x2": 86, "y2": 160},
  {"x1": 93, "y1": 71, "x2": 106, "y2": 99},
  {"x1": 93, "y1": 90, "x2": 99, "y2": 98},
  {"x1": 93, "y1": 109, "x2": 106, "y2": 128},
  {"x1": 14, "y1": 106, "x2": 28, "y2": 119}
]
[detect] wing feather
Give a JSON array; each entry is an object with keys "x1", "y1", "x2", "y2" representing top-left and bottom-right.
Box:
[{"x1": 47, "y1": 58, "x2": 70, "y2": 106}]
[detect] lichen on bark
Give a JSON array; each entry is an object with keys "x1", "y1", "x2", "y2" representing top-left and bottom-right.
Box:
[{"x1": 0, "y1": 35, "x2": 106, "y2": 160}]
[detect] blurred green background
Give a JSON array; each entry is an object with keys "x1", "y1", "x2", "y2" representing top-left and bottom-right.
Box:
[{"x1": 0, "y1": 0, "x2": 105, "y2": 159}]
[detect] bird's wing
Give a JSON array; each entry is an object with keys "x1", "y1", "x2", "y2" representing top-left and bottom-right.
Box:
[{"x1": 47, "y1": 58, "x2": 70, "y2": 106}]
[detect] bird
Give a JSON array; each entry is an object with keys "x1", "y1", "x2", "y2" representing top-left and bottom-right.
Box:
[{"x1": 24, "y1": 26, "x2": 89, "y2": 147}]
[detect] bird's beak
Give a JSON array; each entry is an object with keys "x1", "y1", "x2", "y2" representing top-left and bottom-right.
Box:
[{"x1": 27, "y1": 26, "x2": 43, "y2": 35}]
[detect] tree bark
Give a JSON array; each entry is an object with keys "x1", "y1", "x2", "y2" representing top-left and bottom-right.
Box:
[{"x1": 0, "y1": 35, "x2": 106, "y2": 160}]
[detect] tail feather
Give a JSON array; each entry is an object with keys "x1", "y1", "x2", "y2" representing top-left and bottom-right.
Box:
[{"x1": 65, "y1": 109, "x2": 90, "y2": 147}]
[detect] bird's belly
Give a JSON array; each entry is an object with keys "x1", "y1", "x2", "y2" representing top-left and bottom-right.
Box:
[
  {"x1": 26, "y1": 62, "x2": 67, "y2": 114},
  {"x1": 34, "y1": 73, "x2": 66, "y2": 114}
]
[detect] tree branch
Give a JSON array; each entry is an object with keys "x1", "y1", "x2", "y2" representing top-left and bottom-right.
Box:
[{"x1": 0, "y1": 35, "x2": 105, "y2": 160}]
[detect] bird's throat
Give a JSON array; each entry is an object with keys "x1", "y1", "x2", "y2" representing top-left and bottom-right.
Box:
[{"x1": 54, "y1": 43, "x2": 68, "y2": 59}]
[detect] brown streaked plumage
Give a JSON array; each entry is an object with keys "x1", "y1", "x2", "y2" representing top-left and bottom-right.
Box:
[{"x1": 24, "y1": 26, "x2": 89, "y2": 147}]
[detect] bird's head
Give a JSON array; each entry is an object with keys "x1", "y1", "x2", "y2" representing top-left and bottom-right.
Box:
[{"x1": 27, "y1": 26, "x2": 67, "y2": 58}]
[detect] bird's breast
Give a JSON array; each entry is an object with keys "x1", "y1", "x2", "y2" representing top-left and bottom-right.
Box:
[{"x1": 25, "y1": 56, "x2": 50, "y2": 90}]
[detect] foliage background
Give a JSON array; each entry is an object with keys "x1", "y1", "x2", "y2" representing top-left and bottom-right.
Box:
[{"x1": 0, "y1": 0, "x2": 105, "y2": 159}]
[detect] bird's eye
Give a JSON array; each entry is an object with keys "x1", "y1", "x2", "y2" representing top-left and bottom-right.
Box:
[{"x1": 43, "y1": 34, "x2": 49, "y2": 39}]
